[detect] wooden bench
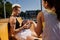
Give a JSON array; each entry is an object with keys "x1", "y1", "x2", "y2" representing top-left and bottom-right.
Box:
[
  {"x1": 0, "y1": 17, "x2": 42, "y2": 40},
  {"x1": 0, "y1": 23, "x2": 8, "y2": 40}
]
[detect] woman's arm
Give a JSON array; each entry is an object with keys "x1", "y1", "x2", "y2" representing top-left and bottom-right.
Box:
[
  {"x1": 9, "y1": 16, "x2": 16, "y2": 36},
  {"x1": 35, "y1": 12, "x2": 44, "y2": 37},
  {"x1": 9, "y1": 17, "x2": 26, "y2": 34}
]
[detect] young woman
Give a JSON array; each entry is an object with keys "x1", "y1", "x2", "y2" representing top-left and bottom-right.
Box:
[
  {"x1": 8, "y1": 4, "x2": 36, "y2": 40},
  {"x1": 8, "y1": 4, "x2": 30, "y2": 40},
  {"x1": 35, "y1": 0, "x2": 60, "y2": 40}
]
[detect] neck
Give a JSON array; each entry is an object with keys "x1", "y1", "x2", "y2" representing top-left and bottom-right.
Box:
[
  {"x1": 12, "y1": 12, "x2": 17, "y2": 17},
  {"x1": 45, "y1": 7, "x2": 56, "y2": 15},
  {"x1": 48, "y1": 7, "x2": 55, "y2": 12}
]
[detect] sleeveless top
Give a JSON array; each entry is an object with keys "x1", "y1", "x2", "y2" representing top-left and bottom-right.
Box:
[
  {"x1": 42, "y1": 10, "x2": 60, "y2": 40},
  {"x1": 8, "y1": 17, "x2": 20, "y2": 33}
]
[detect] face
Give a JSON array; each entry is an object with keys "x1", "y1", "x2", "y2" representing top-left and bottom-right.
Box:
[
  {"x1": 42, "y1": 0, "x2": 48, "y2": 9},
  {"x1": 14, "y1": 7, "x2": 21, "y2": 16}
]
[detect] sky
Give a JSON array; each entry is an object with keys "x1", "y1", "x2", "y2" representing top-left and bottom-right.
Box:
[{"x1": 7, "y1": 0, "x2": 42, "y2": 12}]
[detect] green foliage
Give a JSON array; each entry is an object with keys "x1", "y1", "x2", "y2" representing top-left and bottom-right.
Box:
[
  {"x1": 0, "y1": 0, "x2": 2, "y2": 2},
  {"x1": 5, "y1": 1, "x2": 12, "y2": 18},
  {"x1": 0, "y1": 0, "x2": 12, "y2": 18}
]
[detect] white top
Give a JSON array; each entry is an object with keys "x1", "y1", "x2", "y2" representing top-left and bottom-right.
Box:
[
  {"x1": 15, "y1": 29, "x2": 32, "y2": 40},
  {"x1": 42, "y1": 10, "x2": 60, "y2": 40}
]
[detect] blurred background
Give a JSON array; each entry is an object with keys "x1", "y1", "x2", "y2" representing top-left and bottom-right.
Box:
[{"x1": 0, "y1": 0, "x2": 43, "y2": 21}]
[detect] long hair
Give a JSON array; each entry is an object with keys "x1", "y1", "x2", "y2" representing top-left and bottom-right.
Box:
[
  {"x1": 43, "y1": 0, "x2": 60, "y2": 21},
  {"x1": 54, "y1": 0, "x2": 60, "y2": 21}
]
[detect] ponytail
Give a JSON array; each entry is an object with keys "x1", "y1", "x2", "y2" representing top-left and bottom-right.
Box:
[{"x1": 55, "y1": 0, "x2": 60, "y2": 21}]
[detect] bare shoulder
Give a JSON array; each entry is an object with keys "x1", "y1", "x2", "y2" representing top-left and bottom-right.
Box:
[
  {"x1": 9, "y1": 16, "x2": 16, "y2": 22},
  {"x1": 37, "y1": 11, "x2": 44, "y2": 19},
  {"x1": 10, "y1": 16, "x2": 15, "y2": 20}
]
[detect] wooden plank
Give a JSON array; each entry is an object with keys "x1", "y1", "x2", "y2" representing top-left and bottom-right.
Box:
[
  {"x1": 0, "y1": 23, "x2": 8, "y2": 40},
  {"x1": 0, "y1": 18, "x2": 9, "y2": 23}
]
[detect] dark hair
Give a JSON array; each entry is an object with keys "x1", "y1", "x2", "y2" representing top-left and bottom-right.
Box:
[
  {"x1": 43, "y1": 0, "x2": 60, "y2": 21},
  {"x1": 54, "y1": 0, "x2": 60, "y2": 21},
  {"x1": 43, "y1": 0, "x2": 55, "y2": 8},
  {"x1": 21, "y1": 20, "x2": 28, "y2": 26}
]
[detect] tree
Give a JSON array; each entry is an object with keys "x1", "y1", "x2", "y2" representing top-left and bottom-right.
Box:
[
  {"x1": 5, "y1": 1, "x2": 12, "y2": 18},
  {"x1": 0, "y1": 0, "x2": 12, "y2": 18}
]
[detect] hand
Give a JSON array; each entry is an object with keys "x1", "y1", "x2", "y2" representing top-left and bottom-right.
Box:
[{"x1": 22, "y1": 23, "x2": 31, "y2": 29}]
